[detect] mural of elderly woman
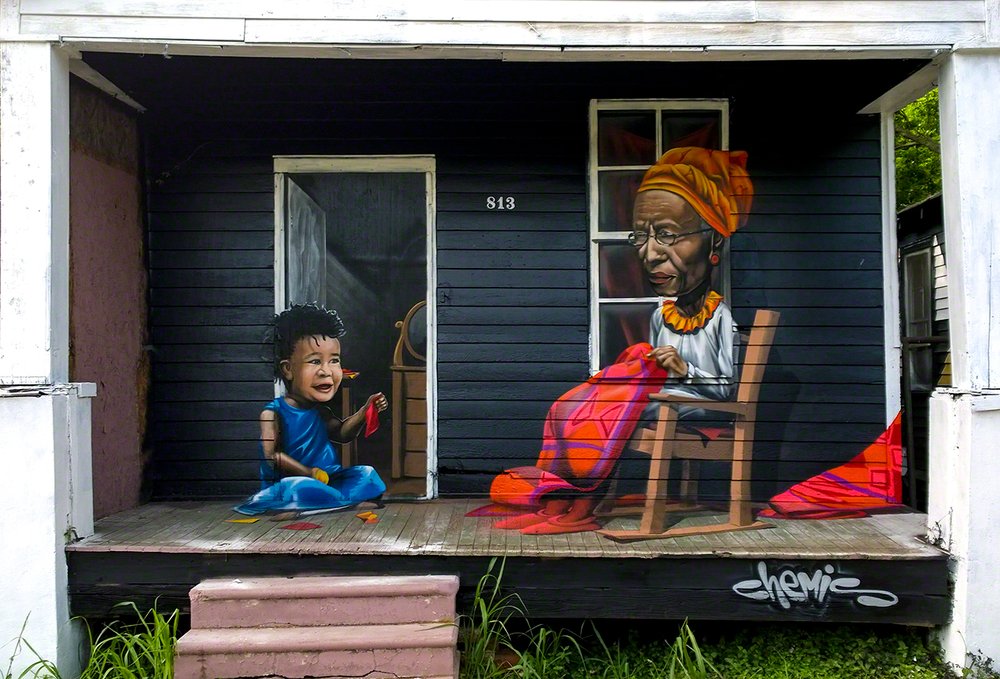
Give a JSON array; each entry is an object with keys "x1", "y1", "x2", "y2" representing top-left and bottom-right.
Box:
[
  {"x1": 474, "y1": 147, "x2": 754, "y2": 535},
  {"x1": 636, "y1": 147, "x2": 752, "y2": 418}
]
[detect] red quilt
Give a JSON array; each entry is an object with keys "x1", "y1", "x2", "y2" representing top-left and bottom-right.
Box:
[
  {"x1": 760, "y1": 412, "x2": 903, "y2": 519},
  {"x1": 485, "y1": 343, "x2": 668, "y2": 509}
]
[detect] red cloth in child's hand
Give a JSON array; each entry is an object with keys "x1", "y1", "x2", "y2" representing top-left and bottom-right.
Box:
[{"x1": 365, "y1": 401, "x2": 380, "y2": 437}]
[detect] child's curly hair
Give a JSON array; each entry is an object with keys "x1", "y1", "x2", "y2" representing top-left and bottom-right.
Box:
[{"x1": 265, "y1": 304, "x2": 347, "y2": 383}]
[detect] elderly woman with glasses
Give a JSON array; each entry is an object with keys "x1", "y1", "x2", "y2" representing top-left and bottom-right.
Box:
[
  {"x1": 630, "y1": 146, "x2": 753, "y2": 419},
  {"x1": 473, "y1": 147, "x2": 754, "y2": 535}
]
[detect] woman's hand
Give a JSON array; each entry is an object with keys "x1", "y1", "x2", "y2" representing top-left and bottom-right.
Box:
[
  {"x1": 366, "y1": 392, "x2": 389, "y2": 413},
  {"x1": 646, "y1": 345, "x2": 689, "y2": 377}
]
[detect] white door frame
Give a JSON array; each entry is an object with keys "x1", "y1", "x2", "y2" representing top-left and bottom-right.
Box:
[{"x1": 273, "y1": 154, "x2": 438, "y2": 499}]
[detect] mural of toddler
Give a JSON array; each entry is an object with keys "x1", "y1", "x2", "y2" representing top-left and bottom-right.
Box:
[{"x1": 235, "y1": 305, "x2": 387, "y2": 516}]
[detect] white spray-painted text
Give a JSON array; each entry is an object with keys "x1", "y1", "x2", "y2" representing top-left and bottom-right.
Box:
[{"x1": 732, "y1": 562, "x2": 898, "y2": 610}]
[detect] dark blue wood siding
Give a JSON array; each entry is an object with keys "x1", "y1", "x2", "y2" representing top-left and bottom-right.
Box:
[{"x1": 85, "y1": 55, "x2": 923, "y2": 500}]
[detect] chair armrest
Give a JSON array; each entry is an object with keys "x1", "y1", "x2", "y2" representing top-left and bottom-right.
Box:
[{"x1": 647, "y1": 394, "x2": 750, "y2": 416}]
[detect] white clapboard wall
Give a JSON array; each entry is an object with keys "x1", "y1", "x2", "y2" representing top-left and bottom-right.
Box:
[{"x1": 12, "y1": 1, "x2": 990, "y2": 53}]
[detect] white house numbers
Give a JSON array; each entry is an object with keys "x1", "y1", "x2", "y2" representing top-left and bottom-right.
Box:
[
  {"x1": 732, "y1": 561, "x2": 899, "y2": 613},
  {"x1": 485, "y1": 196, "x2": 516, "y2": 210}
]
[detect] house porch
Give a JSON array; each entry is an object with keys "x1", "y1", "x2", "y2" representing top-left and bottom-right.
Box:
[{"x1": 67, "y1": 499, "x2": 948, "y2": 625}]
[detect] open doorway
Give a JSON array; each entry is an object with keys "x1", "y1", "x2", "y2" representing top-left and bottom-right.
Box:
[{"x1": 274, "y1": 156, "x2": 436, "y2": 499}]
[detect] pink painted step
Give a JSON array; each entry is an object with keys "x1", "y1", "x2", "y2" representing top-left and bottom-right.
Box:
[
  {"x1": 191, "y1": 575, "x2": 459, "y2": 628},
  {"x1": 174, "y1": 622, "x2": 458, "y2": 679}
]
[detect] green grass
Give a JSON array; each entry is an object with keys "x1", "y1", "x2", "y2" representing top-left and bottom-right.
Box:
[
  {"x1": 458, "y1": 560, "x2": 722, "y2": 679},
  {"x1": 457, "y1": 559, "x2": 989, "y2": 679},
  {"x1": 6, "y1": 572, "x2": 998, "y2": 679},
  {"x1": 5, "y1": 603, "x2": 178, "y2": 679}
]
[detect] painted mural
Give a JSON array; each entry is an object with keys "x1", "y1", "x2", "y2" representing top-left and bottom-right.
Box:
[
  {"x1": 234, "y1": 305, "x2": 388, "y2": 517},
  {"x1": 461, "y1": 146, "x2": 904, "y2": 537},
  {"x1": 226, "y1": 146, "x2": 902, "y2": 533}
]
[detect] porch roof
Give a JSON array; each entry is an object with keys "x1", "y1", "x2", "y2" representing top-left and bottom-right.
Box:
[{"x1": 10, "y1": 0, "x2": 991, "y2": 60}]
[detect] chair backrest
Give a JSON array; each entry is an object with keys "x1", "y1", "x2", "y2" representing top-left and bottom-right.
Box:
[{"x1": 735, "y1": 310, "x2": 780, "y2": 405}]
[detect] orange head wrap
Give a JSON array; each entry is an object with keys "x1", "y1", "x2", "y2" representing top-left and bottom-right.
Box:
[{"x1": 636, "y1": 147, "x2": 753, "y2": 238}]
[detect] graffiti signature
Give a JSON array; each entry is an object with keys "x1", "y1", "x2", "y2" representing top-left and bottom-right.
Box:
[{"x1": 732, "y1": 561, "x2": 898, "y2": 610}]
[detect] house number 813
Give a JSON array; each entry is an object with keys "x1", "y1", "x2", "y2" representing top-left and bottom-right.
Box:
[{"x1": 486, "y1": 196, "x2": 516, "y2": 210}]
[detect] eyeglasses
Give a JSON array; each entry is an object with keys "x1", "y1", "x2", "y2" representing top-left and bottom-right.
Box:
[{"x1": 627, "y1": 226, "x2": 716, "y2": 248}]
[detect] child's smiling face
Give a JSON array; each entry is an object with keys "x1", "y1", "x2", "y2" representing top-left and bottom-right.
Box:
[{"x1": 280, "y1": 335, "x2": 343, "y2": 406}]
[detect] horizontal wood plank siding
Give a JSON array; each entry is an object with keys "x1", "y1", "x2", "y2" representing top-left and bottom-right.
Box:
[
  {"x1": 106, "y1": 56, "x2": 917, "y2": 500},
  {"x1": 19, "y1": 1, "x2": 985, "y2": 47}
]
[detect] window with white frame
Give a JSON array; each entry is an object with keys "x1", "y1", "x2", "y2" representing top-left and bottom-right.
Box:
[{"x1": 588, "y1": 100, "x2": 729, "y2": 372}]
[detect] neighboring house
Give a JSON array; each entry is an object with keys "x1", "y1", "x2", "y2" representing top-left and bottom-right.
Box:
[
  {"x1": 897, "y1": 193, "x2": 950, "y2": 510},
  {"x1": 1, "y1": 2, "x2": 998, "y2": 676}
]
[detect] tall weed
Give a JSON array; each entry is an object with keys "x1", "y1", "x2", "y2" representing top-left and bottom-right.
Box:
[
  {"x1": 5, "y1": 603, "x2": 178, "y2": 679},
  {"x1": 459, "y1": 558, "x2": 523, "y2": 679}
]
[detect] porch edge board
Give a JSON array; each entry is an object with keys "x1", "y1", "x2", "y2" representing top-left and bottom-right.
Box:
[{"x1": 67, "y1": 551, "x2": 950, "y2": 625}]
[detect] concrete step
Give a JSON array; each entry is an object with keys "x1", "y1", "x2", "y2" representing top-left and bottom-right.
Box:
[
  {"x1": 174, "y1": 622, "x2": 459, "y2": 679},
  {"x1": 190, "y1": 575, "x2": 459, "y2": 628}
]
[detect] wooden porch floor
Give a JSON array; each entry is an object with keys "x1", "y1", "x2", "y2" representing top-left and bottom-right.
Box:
[{"x1": 68, "y1": 498, "x2": 941, "y2": 560}]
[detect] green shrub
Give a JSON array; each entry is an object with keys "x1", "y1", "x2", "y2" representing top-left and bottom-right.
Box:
[{"x1": 702, "y1": 623, "x2": 952, "y2": 679}]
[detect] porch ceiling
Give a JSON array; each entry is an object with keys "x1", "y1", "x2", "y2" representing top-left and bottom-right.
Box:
[{"x1": 79, "y1": 53, "x2": 928, "y2": 121}]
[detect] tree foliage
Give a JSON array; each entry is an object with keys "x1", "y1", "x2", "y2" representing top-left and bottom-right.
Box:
[{"x1": 895, "y1": 89, "x2": 941, "y2": 210}]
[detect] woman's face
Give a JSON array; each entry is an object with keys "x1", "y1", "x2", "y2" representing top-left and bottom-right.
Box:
[{"x1": 632, "y1": 190, "x2": 719, "y2": 298}]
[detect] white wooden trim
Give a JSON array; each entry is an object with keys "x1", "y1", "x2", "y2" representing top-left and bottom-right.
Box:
[
  {"x1": 424, "y1": 168, "x2": 438, "y2": 500},
  {"x1": 15, "y1": 12, "x2": 984, "y2": 49},
  {"x1": 273, "y1": 155, "x2": 435, "y2": 174},
  {"x1": 0, "y1": 43, "x2": 70, "y2": 384},
  {"x1": 22, "y1": 38, "x2": 953, "y2": 63},
  {"x1": 15, "y1": 0, "x2": 985, "y2": 24},
  {"x1": 67, "y1": 56, "x2": 145, "y2": 111},
  {"x1": 755, "y1": 1, "x2": 984, "y2": 23},
  {"x1": 858, "y1": 61, "x2": 939, "y2": 114},
  {"x1": 20, "y1": 1, "x2": 757, "y2": 22},
  {"x1": 21, "y1": 15, "x2": 247, "y2": 40},
  {"x1": 272, "y1": 155, "x2": 438, "y2": 498},
  {"x1": 598, "y1": 297, "x2": 663, "y2": 305},
  {"x1": 243, "y1": 20, "x2": 988, "y2": 48},
  {"x1": 879, "y1": 111, "x2": 903, "y2": 425},
  {"x1": 988, "y1": 0, "x2": 1000, "y2": 44},
  {"x1": 587, "y1": 99, "x2": 600, "y2": 368},
  {"x1": 1, "y1": 0, "x2": 20, "y2": 36},
  {"x1": 0, "y1": 43, "x2": 88, "y2": 679},
  {"x1": 271, "y1": 173, "x2": 286, "y2": 399},
  {"x1": 938, "y1": 50, "x2": 1000, "y2": 391}
]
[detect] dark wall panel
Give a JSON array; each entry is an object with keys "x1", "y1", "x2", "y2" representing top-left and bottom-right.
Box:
[{"x1": 85, "y1": 55, "x2": 923, "y2": 500}]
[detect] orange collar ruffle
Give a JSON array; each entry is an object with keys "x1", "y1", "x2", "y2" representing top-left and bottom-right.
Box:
[{"x1": 661, "y1": 290, "x2": 723, "y2": 334}]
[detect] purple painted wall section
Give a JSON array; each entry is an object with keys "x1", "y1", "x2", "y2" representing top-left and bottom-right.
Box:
[{"x1": 69, "y1": 78, "x2": 148, "y2": 519}]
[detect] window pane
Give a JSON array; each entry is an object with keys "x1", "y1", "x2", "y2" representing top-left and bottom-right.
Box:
[
  {"x1": 904, "y1": 250, "x2": 933, "y2": 333},
  {"x1": 598, "y1": 170, "x2": 645, "y2": 232},
  {"x1": 661, "y1": 111, "x2": 721, "y2": 151},
  {"x1": 598, "y1": 111, "x2": 656, "y2": 166},
  {"x1": 598, "y1": 243, "x2": 655, "y2": 298},
  {"x1": 600, "y1": 303, "x2": 658, "y2": 367}
]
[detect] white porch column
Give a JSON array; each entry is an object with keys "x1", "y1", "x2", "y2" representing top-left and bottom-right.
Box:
[
  {"x1": 929, "y1": 48, "x2": 1000, "y2": 669},
  {"x1": 0, "y1": 42, "x2": 93, "y2": 677}
]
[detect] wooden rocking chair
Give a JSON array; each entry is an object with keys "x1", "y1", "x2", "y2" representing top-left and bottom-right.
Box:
[{"x1": 598, "y1": 309, "x2": 780, "y2": 541}]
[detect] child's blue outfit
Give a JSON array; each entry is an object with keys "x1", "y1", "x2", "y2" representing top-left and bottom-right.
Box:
[{"x1": 234, "y1": 397, "x2": 386, "y2": 515}]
